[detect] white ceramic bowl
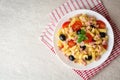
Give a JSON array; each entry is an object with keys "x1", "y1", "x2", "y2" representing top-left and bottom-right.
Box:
[{"x1": 53, "y1": 9, "x2": 114, "y2": 70}]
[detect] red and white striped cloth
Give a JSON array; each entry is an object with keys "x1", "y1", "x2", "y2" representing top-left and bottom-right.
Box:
[{"x1": 40, "y1": 0, "x2": 120, "y2": 80}]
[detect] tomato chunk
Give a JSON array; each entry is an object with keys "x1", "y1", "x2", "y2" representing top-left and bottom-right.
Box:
[
  {"x1": 97, "y1": 20, "x2": 106, "y2": 29},
  {"x1": 72, "y1": 21, "x2": 82, "y2": 31},
  {"x1": 84, "y1": 33, "x2": 93, "y2": 43},
  {"x1": 68, "y1": 40, "x2": 76, "y2": 48},
  {"x1": 62, "y1": 21, "x2": 70, "y2": 28},
  {"x1": 103, "y1": 44, "x2": 108, "y2": 49}
]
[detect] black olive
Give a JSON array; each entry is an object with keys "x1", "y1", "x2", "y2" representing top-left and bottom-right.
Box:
[
  {"x1": 90, "y1": 25, "x2": 95, "y2": 28},
  {"x1": 69, "y1": 55, "x2": 75, "y2": 61},
  {"x1": 59, "y1": 34, "x2": 66, "y2": 41},
  {"x1": 100, "y1": 32, "x2": 106, "y2": 38},
  {"x1": 76, "y1": 29, "x2": 81, "y2": 35},
  {"x1": 80, "y1": 45, "x2": 86, "y2": 50},
  {"x1": 85, "y1": 55, "x2": 92, "y2": 61}
]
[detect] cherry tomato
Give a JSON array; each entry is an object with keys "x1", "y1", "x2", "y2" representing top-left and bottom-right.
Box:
[
  {"x1": 72, "y1": 21, "x2": 82, "y2": 31},
  {"x1": 68, "y1": 40, "x2": 76, "y2": 48},
  {"x1": 97, "y1": 20, "x2": 106, "y2": 29},
  {"x1": 103, "y1": 44, "x2": 108, "y2": 49},
  {"x1": 84, "y1": 33, "x2": 93, "y2": 43},
  {"x1": 62, "y1": 21, "x2": 70, "y2": 28}
]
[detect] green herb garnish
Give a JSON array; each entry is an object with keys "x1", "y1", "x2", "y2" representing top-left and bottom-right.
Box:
[
  {"x1": 77, "y1": 29, "x2": 87, "y2": 43},
  {"x1": 80, "y1": 29, "x2": 86, "y2": 34}
]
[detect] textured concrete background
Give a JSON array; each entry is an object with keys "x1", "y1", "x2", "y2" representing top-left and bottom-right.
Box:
[{"x1": 0, "y1": 0, "x2": 120, "y2": 80}]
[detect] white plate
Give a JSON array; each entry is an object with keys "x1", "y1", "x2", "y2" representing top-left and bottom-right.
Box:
[{"x1": 53, "y1": 9, "x2": 114, "y2": 70}]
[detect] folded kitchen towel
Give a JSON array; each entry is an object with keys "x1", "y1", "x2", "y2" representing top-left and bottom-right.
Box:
[{"x1": 40, "y1": 0, "x2": 120, "y2": 80}]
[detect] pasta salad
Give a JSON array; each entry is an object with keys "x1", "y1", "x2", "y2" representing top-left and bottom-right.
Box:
[{"x1": 57, "y1": 14, "x2": 108, "y2": 66}]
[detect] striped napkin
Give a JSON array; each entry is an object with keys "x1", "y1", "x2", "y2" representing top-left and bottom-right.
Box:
[{"x1": 40, "y1": 0, "x2": 120, "y2": 80}]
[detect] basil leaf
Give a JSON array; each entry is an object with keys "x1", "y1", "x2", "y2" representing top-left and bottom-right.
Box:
[
  {"x1": 77, "y1": 35, "x2": 86, "y2": 43},
  {"x1": 77, "y1": 30, "x2": 87, "y2": 43},
  {"x1": 77, "y1": 37, "x2": 84, "y2": 43},
  {"x1": 80, "y1": 29, "x2": 86, "y2": 35},
  {"x1": 78, "y1": 34, "x2": 83, "y2": 38}
]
